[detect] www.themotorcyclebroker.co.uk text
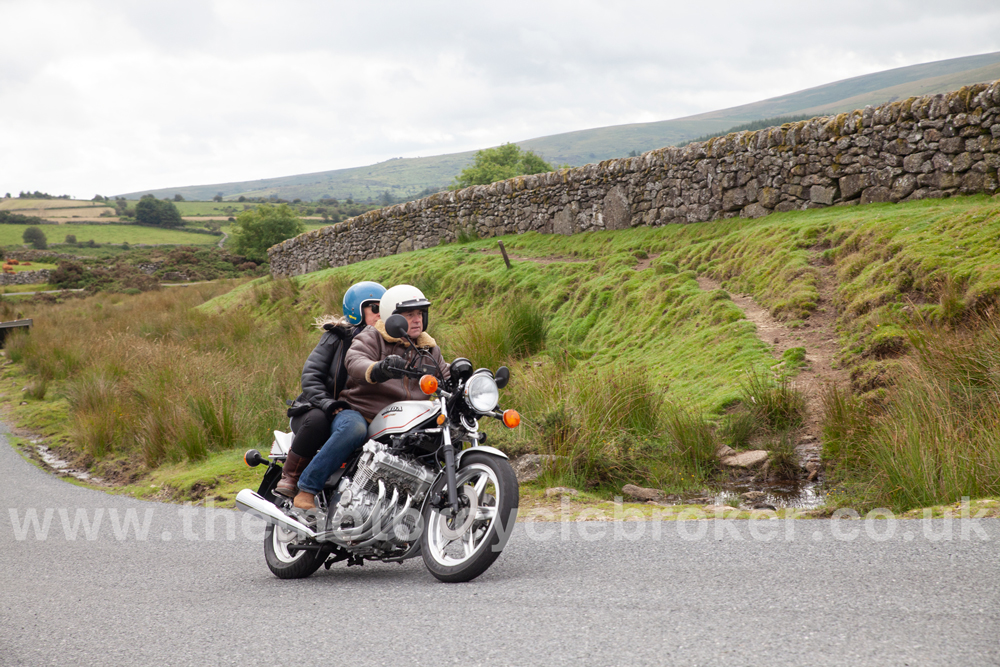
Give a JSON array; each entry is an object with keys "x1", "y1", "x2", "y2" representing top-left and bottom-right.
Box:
[{"x1": 7, "y1": 497, "x2": 992, "y2": 544}]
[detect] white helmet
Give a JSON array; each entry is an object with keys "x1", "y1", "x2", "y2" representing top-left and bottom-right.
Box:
[{"x1": 379, "y1": 284, "x2": 431, "y2": 331}]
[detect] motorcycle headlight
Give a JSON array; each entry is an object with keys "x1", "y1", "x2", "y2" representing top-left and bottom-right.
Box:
[{"x1": 464, "y1": 372, "x2": 499, "y2": 413}]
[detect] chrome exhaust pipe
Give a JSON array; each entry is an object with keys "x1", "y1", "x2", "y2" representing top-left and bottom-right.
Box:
[{"x1": 235, "y1": 489, "x2": 317, "y2": 539}]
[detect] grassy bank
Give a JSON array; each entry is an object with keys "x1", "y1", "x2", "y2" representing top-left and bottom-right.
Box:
[{"x1": 822, "y1": 316, "x2": 1000, "y2": 511}]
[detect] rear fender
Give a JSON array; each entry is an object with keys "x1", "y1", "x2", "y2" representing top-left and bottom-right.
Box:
[
  {"x1": 270, "y1": 431, "x2": 293, "y2": 458},
  {"x1": 256, "y1": 463, "x2": 283, "y2": 503}
]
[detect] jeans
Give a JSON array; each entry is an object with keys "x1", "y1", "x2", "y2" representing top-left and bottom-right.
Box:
[{"x1": 297, "y1": 409, "x2": 369, "y2": 495}]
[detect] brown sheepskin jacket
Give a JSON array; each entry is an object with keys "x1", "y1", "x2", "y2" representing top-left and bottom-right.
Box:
[{"x1": 338, "y1": 319, "x2": 450, "y2": 421}]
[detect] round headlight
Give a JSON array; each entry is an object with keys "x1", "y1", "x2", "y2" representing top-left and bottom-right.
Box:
[{"x1": 464, "y1": 372, "x2": 499, "y2": 413}]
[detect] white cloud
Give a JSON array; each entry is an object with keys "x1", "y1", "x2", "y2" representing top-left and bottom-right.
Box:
[{"x1": 1, "y1": 0, "x2": 998, "y2": 196}]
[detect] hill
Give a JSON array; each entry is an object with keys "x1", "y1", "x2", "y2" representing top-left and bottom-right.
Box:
[{"x1": 117, "y1": 51, "x2": 1000, "y2": 203}]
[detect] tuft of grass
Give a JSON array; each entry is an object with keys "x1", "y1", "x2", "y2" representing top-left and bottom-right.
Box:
[
  {"x1": 779, "y1": 347, "x2": 807, "y2": 373},
  {"x1": 719, "y1": 407, "x2": 759, "y2": 449},
  {"x1": 765, "y1": 431, "x2": 799, "y2": 480},
  {"x1": 740, "y1": 367, "x2": 806, "y2": 431},
  {"x1": 663, "y1": 404, "x2": 718, "y2": 476},
  {"x1": 456, "y1": 225, "x2": 479, "y2": 244},
  {"x1": 450, "y1": 293, "x2": 546, "y2": 370},
  {"x1": 574, "y1": 365, "x2": 663, "y2": 436},
  {"x1": 24, "y1": 378, "x2": 48, "y2": 400}
]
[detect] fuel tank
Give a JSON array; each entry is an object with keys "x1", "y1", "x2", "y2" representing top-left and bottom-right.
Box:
[{"x1": 368, "y1": 400, "x2": 441, "y2": 439}]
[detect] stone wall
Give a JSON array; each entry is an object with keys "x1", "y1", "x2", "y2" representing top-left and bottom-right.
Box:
[
  {"x1": 269, "y1": 80, "x2": 1000, "y2": 276},
  {"x1": 0, "y1": 270, "x2": 51, "y2": 286}
]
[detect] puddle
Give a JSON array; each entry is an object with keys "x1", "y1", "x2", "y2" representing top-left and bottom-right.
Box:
[
  {"x1": 34, "y1": 440, "x2": 98, "y2": 483},
  {"x1": 712, "y1": 481, "x2": 825, "y2": 510}
]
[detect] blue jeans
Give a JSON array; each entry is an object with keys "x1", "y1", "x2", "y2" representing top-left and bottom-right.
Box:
[{"x1": 297, "y1": 409, "x2": 369, "y2": 495}]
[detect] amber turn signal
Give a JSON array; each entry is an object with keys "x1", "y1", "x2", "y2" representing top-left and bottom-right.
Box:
[
  {"x1": 502, "y1": 409, "x2": 521, "y2": 428},
  {"x1": 420, "y1": 374, "x2": 438, "y2": 395},
  {"x1": 436, "y1": 414, "x2": 446, "y2": 425}
]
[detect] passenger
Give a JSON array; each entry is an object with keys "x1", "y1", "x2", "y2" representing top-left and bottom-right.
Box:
[
  {"x1": 292, "y1": 284, "x2": 450, "y2": 510},
  {"x1": 274, "y1": 281, "x2": 385, "y2": 499}
]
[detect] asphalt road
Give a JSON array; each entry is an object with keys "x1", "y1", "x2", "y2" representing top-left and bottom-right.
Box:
[{"x1": 2, "y1": 427, "x2": 999, "y2": 667}]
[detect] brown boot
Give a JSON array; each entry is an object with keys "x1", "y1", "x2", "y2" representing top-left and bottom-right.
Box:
[
  {"x1": 274, "y1": 451, "x2": 310, "y2": 498},
  {"x1": 293, "y1": 491, "x2": 316, "y2": 510}
]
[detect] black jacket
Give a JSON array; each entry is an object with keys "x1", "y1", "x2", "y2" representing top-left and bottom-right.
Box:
[{"x1": 289, "y1": 318, "x2": 360, "y2": 417}]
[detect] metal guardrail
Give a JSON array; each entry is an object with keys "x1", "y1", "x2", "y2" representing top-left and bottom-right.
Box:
[{"x1": 0, "y1": 319, "x2": 32, "y2": 347}]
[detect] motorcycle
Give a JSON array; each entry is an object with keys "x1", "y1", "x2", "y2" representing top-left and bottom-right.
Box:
[{"x1": 235, "y1": 314, "x2": 521, "y2": 583}]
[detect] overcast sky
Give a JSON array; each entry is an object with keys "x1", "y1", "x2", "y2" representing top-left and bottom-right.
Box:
[{"x1": 2, "y1": 0, "x2": 999, "y2": 198}]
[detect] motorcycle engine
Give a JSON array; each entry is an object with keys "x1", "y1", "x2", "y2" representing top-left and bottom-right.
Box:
[{"x1": 327, "y1": 441, "x2": 436, "y2": 541}]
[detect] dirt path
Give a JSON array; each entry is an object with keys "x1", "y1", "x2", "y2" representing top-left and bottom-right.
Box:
[{"x1": 697, "y1": 258, "x2": 848, "y2": 470}]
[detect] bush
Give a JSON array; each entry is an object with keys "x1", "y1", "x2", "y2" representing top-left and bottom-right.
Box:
[
  {"x1": 64, "y1": 234, "x2": 77, "y2": 245},
  {"x1": 451, "y1": 143, "x2": 554, "y2": 189},
  {"x1": 22, "y1": 226, "x2": 47, "y2": 249},
  {"x1": 228, "y1": 204, "x2": 304, "y2": 263},
  {"x1": 135, "y1": 195, "x2": 183, "y2": 228}
]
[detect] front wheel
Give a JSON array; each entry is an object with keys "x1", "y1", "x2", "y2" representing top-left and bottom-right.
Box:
[
  {"x1": 263, "y1": 524, "x2": 328, "y2": 579},
  {"x1": 420, "y1": 452, "x2": 519, "y2": 583}
]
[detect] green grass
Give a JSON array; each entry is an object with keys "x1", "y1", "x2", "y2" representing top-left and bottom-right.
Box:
[
  {"x1": 1, "y1": 261, "x2": 58, "y2": 272},
  {"x1": 0, "y1": 284, "x2": 60, "y2": 294},
  {"x1": 0, "y1": 224, "x2": 220, "y2": 247},
  {"x1": 170, "y1": 201, "x2": 249, "y2": 216}
]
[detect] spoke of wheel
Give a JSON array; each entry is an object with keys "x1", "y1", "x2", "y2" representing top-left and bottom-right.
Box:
[
  {"x1": 476, "y1": 505, "x2": 497, "y2": 520},
  {"x1": 473, "y1": 473, "x2": 490, "y2": 497},
  {"x1": 462, "y1": 529, "x2": 474, "y2": 558}
]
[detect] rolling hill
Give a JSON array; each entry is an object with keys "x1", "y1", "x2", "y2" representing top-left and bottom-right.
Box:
[{"x1": 117, "y1": 51, "x2": 1000, "y2": 204}]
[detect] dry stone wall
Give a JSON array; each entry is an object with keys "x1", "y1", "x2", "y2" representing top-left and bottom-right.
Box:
[
  {"x1": 270, "y1": 80, "x2": 1000, "y2": 276},
  {"x1": 0, "y1": 270, "x2": 51, "y2": 286}
]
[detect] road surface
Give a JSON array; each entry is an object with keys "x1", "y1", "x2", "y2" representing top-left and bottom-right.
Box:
[{"x1": 2, "y1": 426, "x2": 998, "y2": 666}]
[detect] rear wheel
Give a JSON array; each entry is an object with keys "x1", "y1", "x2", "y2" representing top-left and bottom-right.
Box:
[
  {"x1": 263, "y1": 524, "x2": 327, "y2": 579},
  {"x1": 420, "y1": 452, "x2": 518, "y2": 583}
]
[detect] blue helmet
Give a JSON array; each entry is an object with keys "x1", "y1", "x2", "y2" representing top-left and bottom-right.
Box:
[{"x1": 342, "y1": 281, "x2": 386, "y2": 326}]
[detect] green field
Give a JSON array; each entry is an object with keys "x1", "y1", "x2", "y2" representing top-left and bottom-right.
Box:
[
  {"x1": 0, "y1": 224, "x2": 220, "y2": 247},
  {"x1": 171, "y1": 201, "x2": 248, "y2": 216},
  {"x1": 0, "y1": 260, "x2": 58, "y2": 272}
]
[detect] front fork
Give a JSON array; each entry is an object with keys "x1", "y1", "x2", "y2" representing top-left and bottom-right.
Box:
[{"x1": 439, "y1": 396, "x2": 461, "y2": 517}]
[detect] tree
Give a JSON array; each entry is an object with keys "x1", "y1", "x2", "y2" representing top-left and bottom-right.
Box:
[
  {"x1": 451, "y1": 143, "x2": 554, "y2": 190},
  {"x1": 213, "y1": 194, "x2": 223, "y2": 202},
  {"x1": 229, "y1": 203, "x2": 304, "y2": 263},
  {"x1": 173, "y1": 193, "x2": 184, "y2": 201},
  {"x1": 23, "y1": 227, "x2": 47, "y2": 249},
  {"x1": 135, "y1": 195, "x2": 183, "y2": 228}
]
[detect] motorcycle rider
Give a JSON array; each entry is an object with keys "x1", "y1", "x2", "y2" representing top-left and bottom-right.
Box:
[
  {"x1": 292, "y1": 284, "x2": 450, "y2": 510},
  {"x1": 274, "y1": 281, "x2": 386, "y2": 499}
]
